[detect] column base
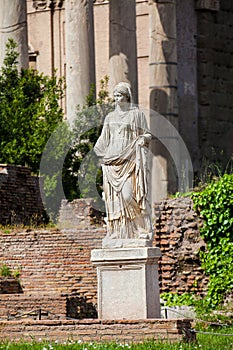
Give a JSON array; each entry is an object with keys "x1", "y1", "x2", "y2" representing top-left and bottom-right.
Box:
[{"x1": 91, "y1": 247, "x2": 161, "y2": 320}]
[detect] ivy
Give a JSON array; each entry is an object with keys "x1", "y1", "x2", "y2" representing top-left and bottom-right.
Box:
[
  {"x1": 162, "y1": 174, "x2": 233, "y2": 314},
  {"x1": 161, "y1": 292, "x2": 195, "y2": 307},
  {"x1": 191, "y1": 174, "x2": 233, "y2": 309}
]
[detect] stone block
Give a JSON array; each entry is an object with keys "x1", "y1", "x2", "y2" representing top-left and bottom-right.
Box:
[{"x1": 91, "y1": 247, "x2": 161, "y2": 319}]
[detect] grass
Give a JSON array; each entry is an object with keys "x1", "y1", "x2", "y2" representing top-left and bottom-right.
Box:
[{"x1": 0, "y1": 326, "x2": 233, "y2": 350}]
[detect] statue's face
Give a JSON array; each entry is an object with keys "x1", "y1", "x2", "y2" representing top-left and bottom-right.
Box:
[{"x1": 114, "y1": 91, "x2": 128, "y2": 107}]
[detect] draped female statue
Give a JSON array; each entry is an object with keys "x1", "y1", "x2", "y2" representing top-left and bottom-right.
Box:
[{"x1": 94, "y1": 82, "x2": 153, "y2": 247}]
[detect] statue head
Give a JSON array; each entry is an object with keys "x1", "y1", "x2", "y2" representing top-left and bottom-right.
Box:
[{"x1": 113, "y1": 82, "x2": 132, "y2": 104}]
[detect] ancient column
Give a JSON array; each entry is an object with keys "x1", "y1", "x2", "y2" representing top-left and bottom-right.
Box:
[
  {"x1": 149, "y1": 0, "x2": 178, "y2": 123},
  {"x1": 109, "y1": 0, "x2": 138, "y2": 103},
  {"x1": 65, "y1": 0, "x2": 96, "y2": 122},
  {"x1": 148, "y1": 0, "x2": 179, "y2": 201},
  {"x1": 176, "y1": 0, "x2": 199, "y2": 174},
  {"x1": 0, "y1": 0, "x2": 28, "y2": 70}
]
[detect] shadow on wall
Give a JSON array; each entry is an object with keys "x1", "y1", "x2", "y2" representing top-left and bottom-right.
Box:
[
  {"x1": 150, "y1": 88, "x2": 178, "y2": 198},
  {"x1": 0, "y1": 278, "x2": 23, "y2": 294},
  {"x1": 66, "y1": 294, "x2": 98, "y2": 319}
]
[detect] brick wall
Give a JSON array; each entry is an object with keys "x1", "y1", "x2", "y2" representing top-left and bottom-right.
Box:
[
  {"x1": 0, "y1": 197, "x2": 207, "y2": 320},
  {"x1": 0, "y1": 294, "x2": 67, "y2": 320},
  {"x1": 154, "y1": 197, "x2": 208, "y2": 295},
  {"x1": 0, "y1": 222, "x2": 105, "y2": 319},
  {"x1": 0, "y1": 164, "x2": 45, "y2": 225},
  {"x1": 0, "y1": 319, "x2": 194, "y2": 343},
  {"x1": 0, "y1": 227, "x2": 105, "y2": 300}
]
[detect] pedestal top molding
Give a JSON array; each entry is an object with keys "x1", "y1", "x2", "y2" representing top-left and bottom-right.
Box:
[{"x1": 91, "y1": 247, "x2": 162, "y2": 264}]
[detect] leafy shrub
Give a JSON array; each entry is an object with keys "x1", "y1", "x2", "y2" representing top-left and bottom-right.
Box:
[
  {"x1": 40, "y1": 76, "x2": 113, "y2": 221},
  {"x1": 162, "y1": 174, "x2": 233, "y2": 314},
  {"x1": 191, "y1": 174, "x2": 233, "y2": 309},
  {"x1": 62, "y1": 76, "x2": 114, "y2": 202},
  {"x1": 0, "y1": 263, "x2": 21, "y2": 279},
  {"x1": 0, "y1": 39, "x2": 64, "y2": 173},
  {"x1": 0, "y1": 264, "x2": 12, "y2": 277},
  {"x1": 161, "y1": 292, "x2": 195, "y2": 307}
]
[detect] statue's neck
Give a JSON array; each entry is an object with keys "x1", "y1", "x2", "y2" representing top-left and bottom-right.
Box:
[{"x1": 116, "y1": 103, "x2": 130, "y2": 113}]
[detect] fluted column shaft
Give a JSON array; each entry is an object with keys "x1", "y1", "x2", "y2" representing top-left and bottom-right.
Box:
[
  {"x1": 0, "y1": 0, "x2": 28, "y2": 70},
  {"x1": 149, "y1": 0, "x2": 178, "y2": 124},
  {"x1": 149, "y1": 0, "x2": 179, "y2": 200},
  {"x1": 65, "y1": 0, "x2": 96, "y2": 121},
  {"x1": 109, "y1": 0, "x2": 138, "y2": 103}
]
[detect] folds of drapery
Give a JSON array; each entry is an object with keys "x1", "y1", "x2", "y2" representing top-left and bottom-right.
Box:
[
  {"x1": 102, "y1": 136, "x2": 150, "y2": 215},
  {"x1": 93, "y1": 107, "x2": 152, "y2": 238}
]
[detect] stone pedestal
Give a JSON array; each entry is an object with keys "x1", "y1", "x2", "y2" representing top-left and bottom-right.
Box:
[{"x1": 91, "y1": 247, "x2": 161, "y2": 320}]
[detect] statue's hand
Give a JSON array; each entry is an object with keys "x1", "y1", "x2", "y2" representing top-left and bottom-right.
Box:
[{"x1": 138, "y1": 137, "x2": 146, "y2": 146}]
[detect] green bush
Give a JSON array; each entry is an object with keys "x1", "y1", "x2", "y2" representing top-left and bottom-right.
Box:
[
  {"x1": 62, "y1": 76, "x2": 114, "y2": 202},
  {"x1": 0, "y1": 264, "x2": 12, "y2": 277},
  {"x1": 40, "y1": 76, "x2": 113, "y2": 221},
  {"x1": 191, "y1": 174, "x2": 233, "y2": 309},
  {"x1": 0, "y1": 263, "x2": 21, "y2": 279},
  {"x1": 0, "y1": 39, "x2": 64, "y2": 173},
  {"x1": 162, "y1": 174, "x2": 233, "y2": 314}
]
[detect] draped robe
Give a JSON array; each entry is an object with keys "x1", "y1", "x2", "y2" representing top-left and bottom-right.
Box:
[{"x1": 94, "y1": 107, "x2": 152, "y2": 239}]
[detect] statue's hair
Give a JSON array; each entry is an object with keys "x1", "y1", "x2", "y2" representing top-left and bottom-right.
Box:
[{"x1": 114, "y1": 82, "x2": 133, "y2": 103}]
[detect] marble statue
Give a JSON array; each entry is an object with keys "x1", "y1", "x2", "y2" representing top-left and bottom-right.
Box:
[{"x1": 94, "y1": 82, "x2": 153, "y2": 247}]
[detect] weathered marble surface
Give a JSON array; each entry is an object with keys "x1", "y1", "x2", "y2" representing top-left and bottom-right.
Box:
[
  {"x1": 94, "y1": 82, "x2": 153, "y2": 248},
  {"x1": 0, "y1": 0, "x2": 28, "y2": 70},
  {"x1": 91, "y1": 247, "x2": 161, "y2": 319},
  {"x1": 65, "y1": 0, "x2": 95, "y2": 121}
]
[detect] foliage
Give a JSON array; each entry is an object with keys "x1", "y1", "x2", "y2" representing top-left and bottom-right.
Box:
[
  {"x1": 192, "y1": 174, "x2": 233, "y2": 244},
  {"x1": 0, "y1": 39, "x2": 64, "y2": 173},
  {"x1": 191, "y1": 174, "x2": 233, "y2": 310},
  {"x1": 161, "y1": 292, "x2": 195, "y2": 307},
  {"x1": 39, "y1": 121, "x2": 72, "y2": 221},
  {"x1": 162, "y1": 174, "x2": 233, "y2": 314},
  {"x1": 0, "y1": 263, "x2": 20, "y2": 279},
  {"x1": 62, "y1": 76, "x2": 114, "y2": 202},
  {"x1": 40, "y1": 76, "x2": 113, "y2": 221},
  {"x1": 0, "y1": 264, "x2": 12, "y2": 277},
  {"x1": 160, "y1": 291, "x2": 209, "y2": 317}
]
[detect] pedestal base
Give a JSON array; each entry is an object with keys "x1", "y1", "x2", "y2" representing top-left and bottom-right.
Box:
[{"x1": 91, "y1": 247, "x2": 161, "y2": 320}]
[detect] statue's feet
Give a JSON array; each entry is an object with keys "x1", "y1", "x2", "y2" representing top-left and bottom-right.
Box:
[
  {"x1": 138, "y1": 232, "x2": 149, "y2": 239},
  {"x1": 138, "y1": 230, "x2": 154, "y2": 240}
]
